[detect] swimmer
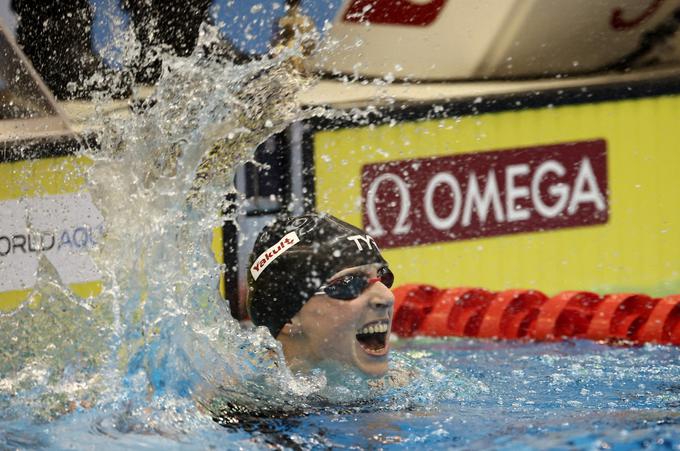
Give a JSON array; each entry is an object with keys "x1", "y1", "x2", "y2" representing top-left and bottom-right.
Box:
[{"x1": 246, "y1": 212, "x2": 395, "y2": 376}]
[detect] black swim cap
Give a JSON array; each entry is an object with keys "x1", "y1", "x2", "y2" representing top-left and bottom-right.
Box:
[{"x1": 246, "y1": 212, "x2": 387, "y2": 337}]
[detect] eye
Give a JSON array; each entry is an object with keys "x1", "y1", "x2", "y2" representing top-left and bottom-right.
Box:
[
  {"x1": 328, "y1": 274, "x2": 357, "y2": 286},
  {"x1": 336, "y1": 275, "x2": 351, "y2": 286}
]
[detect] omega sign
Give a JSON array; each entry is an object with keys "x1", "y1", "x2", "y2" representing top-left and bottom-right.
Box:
[{"x1": 362, "y1": 140, "x2": 608, "y2": 248}]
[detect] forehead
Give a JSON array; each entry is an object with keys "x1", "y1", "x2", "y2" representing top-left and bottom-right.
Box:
[{"x1": 329, "y1": 263, "x2": 384, "y2": 280}]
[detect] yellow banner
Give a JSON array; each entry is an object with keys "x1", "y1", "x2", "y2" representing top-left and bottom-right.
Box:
[
  {"x1": 0, "y1": 155, "x2": 91, "y2": 200},
  {"x1": 314, "y1": 94, "x2": 680, "y2": 296}
]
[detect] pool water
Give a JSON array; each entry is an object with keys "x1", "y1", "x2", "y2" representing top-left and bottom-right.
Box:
[
  {"x1": 389, "y1": 338, "x2": 680, "y2": 450},
  {"x1": 2, "y1": 338, "x2": 678, "y2": 449},
  {"x1": 211, "y1": 338, "x2": 680, "y2": 450}
]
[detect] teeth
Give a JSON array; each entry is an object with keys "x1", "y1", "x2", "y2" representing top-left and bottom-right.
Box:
[{"x1": 358, "y1": 322, "x2": 389, "y2": 334}]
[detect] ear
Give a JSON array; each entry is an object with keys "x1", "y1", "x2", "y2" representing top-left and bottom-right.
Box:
[{"x1": 279, "y1": 316, "x2": 303, "y2": 337}]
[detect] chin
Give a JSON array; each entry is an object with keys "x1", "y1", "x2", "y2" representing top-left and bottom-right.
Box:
[{"x1": 357, "y1": 359, "x2": 389, "y2": 376}]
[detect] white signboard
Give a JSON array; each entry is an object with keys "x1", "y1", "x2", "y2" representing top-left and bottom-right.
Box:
[
  {"x1": 311, "y1": 0, "x2": 680, "y2": 80},
  {"x1": 0, "y1": 192, "x2": 103, "y2": 292}
]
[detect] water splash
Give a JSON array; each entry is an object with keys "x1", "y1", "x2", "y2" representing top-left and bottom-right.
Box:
[
  {"x1": 0, "y1": 255, "x2": 111, "y2": 422},
  {"x1": 82, "y1": 24, "x2": 321, "y2": 413},
  {"x1": 0, "y1": 18, "x2": 447, "y2": 445}
]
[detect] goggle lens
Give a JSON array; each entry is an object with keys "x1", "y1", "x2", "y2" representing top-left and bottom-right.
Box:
[{"x1": 318, "y1": 267, "x2": 394, "y2": 300}]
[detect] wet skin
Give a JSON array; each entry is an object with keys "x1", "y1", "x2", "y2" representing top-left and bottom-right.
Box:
[{"x1": 277, "y1": 263, "x2": 395, "y2": 376}]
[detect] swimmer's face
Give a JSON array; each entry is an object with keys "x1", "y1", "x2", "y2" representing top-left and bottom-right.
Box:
[{"x1": 280, "y1": 263, "x2": 394, "y2": 376}]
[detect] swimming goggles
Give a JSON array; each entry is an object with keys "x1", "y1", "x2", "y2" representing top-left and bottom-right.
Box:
[{"x1": 314, "y1": 266, "x2": 394, "y2": 300}]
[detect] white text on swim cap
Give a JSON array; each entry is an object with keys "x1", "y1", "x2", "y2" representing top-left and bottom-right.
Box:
[
  {"x1": 346, "y1": 234, "x2": 379, "y2": 252},
  {"x1": 251, "y1": 231, "x2": 300, "y2": 280}
]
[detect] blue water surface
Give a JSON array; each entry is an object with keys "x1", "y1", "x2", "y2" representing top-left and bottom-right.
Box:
[{"x1": 3, "y1": 338, "x2": 678, "y2": 450}]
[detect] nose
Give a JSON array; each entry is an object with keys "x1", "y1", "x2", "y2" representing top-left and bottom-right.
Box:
[{"x1": 368, "y1": 283, "x2": 395, "y2": 309}]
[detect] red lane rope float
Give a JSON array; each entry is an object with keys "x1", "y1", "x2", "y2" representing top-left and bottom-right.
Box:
[
  {"x1": 391, "y1": 286, "x2": 680, "y2": 345},
  {"x1": 478, "y1": 290, "x2": 547, "y2": 339},
  {"x1": 586, "y1": 294, "x2": 657, "y2": 342},
  {"x1": 392, "y1": 284, "x2": 440, "y2": 337},
  {"x1": 419, "y1": 288, "x2": 494, "y2": 337},
  {"x1": 532, "y1": 291, "x2": 602, "y2": 341},
  {"x1": 637, "y1": 295, "x2": 680, "y2": 344}
]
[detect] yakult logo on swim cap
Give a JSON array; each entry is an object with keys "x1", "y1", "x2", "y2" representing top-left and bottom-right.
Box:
[
  {"x1": 346, "y1": 234, "x2": 379, "y2": 252},
  {"x1": 251, "y1": 231, "x2": 300, "y2": 281}
]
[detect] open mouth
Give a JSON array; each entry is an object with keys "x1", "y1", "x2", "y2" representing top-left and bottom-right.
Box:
[{"x1": 355, "y1": 320, "x2": 390, "y2": 356}]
